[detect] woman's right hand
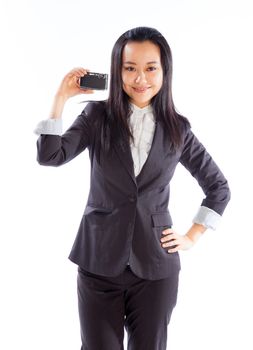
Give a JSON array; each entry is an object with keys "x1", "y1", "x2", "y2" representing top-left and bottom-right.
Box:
[
  {"x1": 55, "y1": 67, "x2": 94, "y2": 100},
  {"x1": 49, "y1": 67, "x2": 94, "y2": 119}
]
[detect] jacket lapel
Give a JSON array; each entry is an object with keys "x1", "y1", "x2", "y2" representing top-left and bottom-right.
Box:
[
  {"x1": 113, "y1": 119, "x2": 162, "y2": 186},
  {"x1": 136, "y1": 120, "x2": 162, "y2": 183},
  {"x1": 113, "y1": 134, "x2": 136, "y2": 186}
]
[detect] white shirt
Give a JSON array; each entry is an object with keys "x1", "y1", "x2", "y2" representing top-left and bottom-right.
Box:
[{"x1": 128, "y1": 103, "x2": 156, "y2": 177}]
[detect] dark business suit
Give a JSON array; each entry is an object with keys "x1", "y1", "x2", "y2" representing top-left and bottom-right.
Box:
[{"x1": 37, "y1": 101, "x2": 230, "y2": 349}]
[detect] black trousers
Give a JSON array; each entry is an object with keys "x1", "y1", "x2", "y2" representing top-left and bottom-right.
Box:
[{"x1": 77, "y1": 264, "x2": 180, "y2": 350}]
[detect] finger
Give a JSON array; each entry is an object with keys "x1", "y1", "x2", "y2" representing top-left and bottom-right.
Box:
[
  {"x1": 81, "y1": 89, "x2": 94, "y2": 94},
  {"x1": 167, "y1": 242, "x2": 180, "y2": 252},
  {"x1": 70, "y1": 67, "x2": 86, "y2": 73},
  {"x1": 78, "y1": 69, "x2": 89, "y2": 77},
  {"x1": 162, "y1": 228, "x2": 173, "y2": 235},
  {"x1": 75, "y1": 71, "x2": 87, "y2": 78},
  {"x1": 161, "y1": 233, "x2": 177, "y2": 243},
  {"x1": 161, "y1": 236, "x2": 176, "y2": 244},
  {"x1": 76, "y1": 68, "x2": 90, "y2": 76},
  {"x1": 76, "y1": 77, "x2": 81, "y2": 86},
  {"x1": 168, "y1": 245, "x2": 180, "y2": 253},
  {"x1": 161, "y1": 238, "x2": 178, "y2": 247},
  {"x1": 68, "y1": 68, "x2": 87, "y2": 78}
]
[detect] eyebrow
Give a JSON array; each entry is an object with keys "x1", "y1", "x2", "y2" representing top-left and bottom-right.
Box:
[{"x1": 123, "y1": 61, "x2": 159, "y2": 65}]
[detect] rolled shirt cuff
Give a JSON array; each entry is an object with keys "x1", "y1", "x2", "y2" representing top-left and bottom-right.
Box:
[
  {"x1": 34, "y1": 118, "x2": 63, "y2": 135},
  {"x1": 193, "y1": 206, "x2": 221, "y2": 230}
]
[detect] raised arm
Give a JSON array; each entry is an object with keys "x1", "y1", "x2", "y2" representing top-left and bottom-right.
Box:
[{"x1": 35, "y1": 67, "x2": 94, "y2": 166}]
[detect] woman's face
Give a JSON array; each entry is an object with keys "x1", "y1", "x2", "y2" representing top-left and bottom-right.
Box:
[{"x1": 122, "y1": 40, "x2": 163, "y2": 108}]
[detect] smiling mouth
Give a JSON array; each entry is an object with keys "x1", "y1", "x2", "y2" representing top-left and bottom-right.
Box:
[{"x1": 132, "y1": 87, "x2": 150, "y2": 93}]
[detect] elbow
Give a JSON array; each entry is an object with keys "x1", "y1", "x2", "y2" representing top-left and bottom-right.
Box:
[
  {"x1": 222, "y1": 179, "x2": 231, "y2": 205},
  {"x1": 226, "y1": 186, "x2": 231, "y2": 204},
  {"x1": 217, "y1": 181, "x2": 231, "y2": 215},
  {"x1": 36, "y1": 151, "x2": 47, "y2": 166},
  {"x1": 36, "y1": 135, "x2": 64, "y2": 166},
  {"x1": 203, "y1": 179, "x2": 231, "y2": 216},
  {"x1": 36, "y1": 152, "x2": 64, "y2": 167}
]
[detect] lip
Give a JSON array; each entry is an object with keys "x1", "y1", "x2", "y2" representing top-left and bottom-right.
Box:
[{"x1": 132, "y1": 87, "x2": 150, "y2": 93}]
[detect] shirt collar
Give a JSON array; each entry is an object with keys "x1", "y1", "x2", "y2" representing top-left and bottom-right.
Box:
[{"x1": 130, "y1": 103, "x2": 153, "y2": 115}]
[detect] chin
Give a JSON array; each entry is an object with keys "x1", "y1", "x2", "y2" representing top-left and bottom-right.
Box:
[
  {"x1": 131, "y1": 94, "x2": 152, "y2": 104},
  {"x1": 135, "y1": 97, "x2": 152, "y2": 105}
]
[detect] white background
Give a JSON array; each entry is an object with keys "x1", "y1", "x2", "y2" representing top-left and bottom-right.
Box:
[{"x1": 1, "y1": 0, "x2": 252, "y2": 349}]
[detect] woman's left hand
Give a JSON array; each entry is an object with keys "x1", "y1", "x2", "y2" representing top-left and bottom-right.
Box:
[{"x1": 160, "y1": 228, "x2": 195, "y2": 253}]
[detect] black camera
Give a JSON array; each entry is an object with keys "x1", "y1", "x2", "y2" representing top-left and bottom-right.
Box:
[{"x1": 80, "y1": 72, "x2": 108, "y2": 90}]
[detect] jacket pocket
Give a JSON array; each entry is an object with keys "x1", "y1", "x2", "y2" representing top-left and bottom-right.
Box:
[
  {"x1": 151, "y1": 211, "x2": 177, "y2": 254},
  {"x1": 83, "y1": 205, "x2": 113, "y2": 215},
  {"x1": 83, "y1": 205, "x2": 115, "y2": 226},
  {"x1": 151, "y1": 211, "x2": 172, "y2": 227}
]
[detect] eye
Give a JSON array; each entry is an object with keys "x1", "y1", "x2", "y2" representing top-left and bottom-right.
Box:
[
  {"x1": 147, "y1": 66, "x2": 157, "y2": 71},
  {"x1": 124, "y1": 66, "x2": 135, "y2": 72}
]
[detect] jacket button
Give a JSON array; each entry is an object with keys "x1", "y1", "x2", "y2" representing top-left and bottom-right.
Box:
[{"x1": 128, "y1": 195, "x2": 136, "y2": 202}]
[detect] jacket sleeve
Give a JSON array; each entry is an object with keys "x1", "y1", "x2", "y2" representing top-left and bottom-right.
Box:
[
  {"x1": 36, "y1": 105, "x2": 94, "y2": 167},
  {"x1": 179, "y1": 127, "x2": 231, "y2": 218}
]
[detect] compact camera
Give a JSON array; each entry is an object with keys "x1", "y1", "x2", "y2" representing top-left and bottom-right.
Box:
[{"x1": 80, "y1": 72, "x2": 108, "y2": 90}]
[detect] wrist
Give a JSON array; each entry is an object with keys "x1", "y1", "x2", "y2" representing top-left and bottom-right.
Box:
[
  {"x1": 185, "y1": 223, "x2": 206, "y2": 244},
  {"x1": 54, "y1": 92, "x2": 69, "y2": 103},
  {"x1": 49, "y1": 94, "x2": 68, "y2": 119}
]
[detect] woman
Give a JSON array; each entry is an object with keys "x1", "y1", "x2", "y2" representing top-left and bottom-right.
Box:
[{"x1": 35, "y1": 27, "x2": 230, "y2": 350}]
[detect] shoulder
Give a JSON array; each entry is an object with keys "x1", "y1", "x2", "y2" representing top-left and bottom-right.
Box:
[
  {"x1": 176, "y1": 113, "x2": 192, "y2": 139},
  {"x1": 82, "y1": 100, "x2": 107, "y2": 117},
  {"x1": 77, "y1": 100, "x2": 107, "y2": 132},
  {"x1": 175, "y1": 114, "x2": 203, "y2": 154}
]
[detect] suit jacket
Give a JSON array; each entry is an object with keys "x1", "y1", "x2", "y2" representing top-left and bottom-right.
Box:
[{"x1": 37, "y1": 101, "x2": 230, "y2": 280}]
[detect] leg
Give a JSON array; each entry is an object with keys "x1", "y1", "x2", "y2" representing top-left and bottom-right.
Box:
[
  {"x1": 77, "y1": 267, "x2": 125, "y2": 350},
  {"x1": 124, "y1": 268, "x2": 180, "y2": 350}
]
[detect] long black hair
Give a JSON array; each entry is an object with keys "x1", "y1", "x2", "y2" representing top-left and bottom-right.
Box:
[{"x1": 102, "y1": 26, "x2": 190, "y2": 153}]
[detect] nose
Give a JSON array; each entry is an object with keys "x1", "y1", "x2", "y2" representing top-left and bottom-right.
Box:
[{"x1": 135, "y1": 71, "x2": 147, "y2": 84}]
